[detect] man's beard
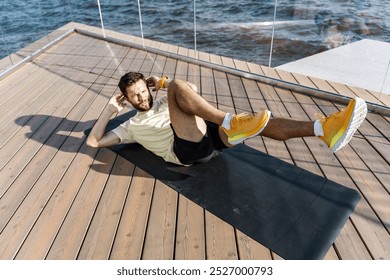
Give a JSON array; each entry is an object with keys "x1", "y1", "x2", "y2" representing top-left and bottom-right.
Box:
[{"x1": 131, "y1": 91, "x2": 154, "y2": 112}]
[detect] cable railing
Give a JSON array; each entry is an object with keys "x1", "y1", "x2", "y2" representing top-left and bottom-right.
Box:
[{"x1": 0, "y1": 0, "x2": 389, "y2": 115}]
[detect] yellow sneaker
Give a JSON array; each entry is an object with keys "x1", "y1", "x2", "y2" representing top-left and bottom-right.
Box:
[
  {"x1": 221, "y1": 110, "x2": 271, "y2": 145},
  {"x1": 319, "y1": 97, "x2": 367, "y2": 153}
]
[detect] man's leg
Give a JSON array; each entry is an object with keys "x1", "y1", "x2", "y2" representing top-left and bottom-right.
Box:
[
  {"x1": 167, "y1": 79, "x2": 271, "y2": 145},
  {"x1": 218, "y1": 97, "x2": 367, "y2": 154},
  {"x1": 167, "y1": 78, "x2": 367, "y2": 153},
  {"x1": 217, "y1": 118, "x2": 315, "y2": 147},
  {"x1": 167, "y1": 79, "x2": 226, "y2": 142},
  {"x1": 260, "y1": 118, "x2": 315, "y2": 140}
]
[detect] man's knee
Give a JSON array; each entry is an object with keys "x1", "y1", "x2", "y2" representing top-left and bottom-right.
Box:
[{"x1": 167, "y1": 79, "x2": 198, "y2": 98}]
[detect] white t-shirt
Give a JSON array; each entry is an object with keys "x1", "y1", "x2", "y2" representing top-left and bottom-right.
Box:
[{"x1": 111, "y1": 95, "x2": 182, "y2": 165}]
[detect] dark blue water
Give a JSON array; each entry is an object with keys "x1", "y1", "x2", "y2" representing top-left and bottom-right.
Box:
[{"x1": 1, "y1": 0, "x2": 389, "y2": 66}]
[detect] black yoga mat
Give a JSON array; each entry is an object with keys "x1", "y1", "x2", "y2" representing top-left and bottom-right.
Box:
[{"x1": 87, "y1": 111, "x2": 361, "y2": 260}]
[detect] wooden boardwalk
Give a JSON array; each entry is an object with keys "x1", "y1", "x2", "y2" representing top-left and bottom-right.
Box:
[{"x1": 0, "y1": 23, "x2": 389, "y2": 260}]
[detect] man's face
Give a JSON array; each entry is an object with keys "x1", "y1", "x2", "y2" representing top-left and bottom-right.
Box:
[{"x1": 125, "y1": 80, "x2": 153, "y2": 111}]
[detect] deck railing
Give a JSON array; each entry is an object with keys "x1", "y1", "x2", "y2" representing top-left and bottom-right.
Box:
[{"x1": 0, "y1": 0, "x2": 389, "y2": 114}]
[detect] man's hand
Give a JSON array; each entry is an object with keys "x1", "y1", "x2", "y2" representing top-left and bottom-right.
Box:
[
  {"x1": 146, "y1": 76, "x2": 168, "y2": 91},
  {"x1": 86, "y1": 93, "x2": 123, "y2": 148},
  {"x1": 109, "y1": 93, "x2": 126, "y2": 112}
]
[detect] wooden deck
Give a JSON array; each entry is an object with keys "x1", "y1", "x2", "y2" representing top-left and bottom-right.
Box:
[{"x1": 0, "y1": 23, "x2": 389, "y2": 260}]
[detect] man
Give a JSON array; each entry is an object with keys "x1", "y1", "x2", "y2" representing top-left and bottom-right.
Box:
[{"x1": 87, "y1": 72, "x2": 367, "y2": 165}]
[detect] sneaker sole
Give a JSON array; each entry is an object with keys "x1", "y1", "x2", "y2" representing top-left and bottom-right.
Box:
[
  {"x1": 330, "y1": 97, "x2": 367, "y2": 153},
  {"x1": 228, "y1": 110, "x2": 271, "y2": 145}
]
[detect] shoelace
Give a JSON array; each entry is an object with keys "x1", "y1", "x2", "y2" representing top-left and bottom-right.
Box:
[
  {"x1": 315, "y1": 112, "x2": 327, "y2": 123},
  {"x1": 231, "y1": 113, "x2": 256, "y2": 128},
  {"x1": 315, "y1": 109, "x2": 345, "y2": 124},
  {"x1": 315, "y1": 109, "x2": 346, "y2": 141}
]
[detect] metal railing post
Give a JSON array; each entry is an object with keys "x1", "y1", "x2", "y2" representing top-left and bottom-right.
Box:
[
  {"x1": 97, "y1": 0, "x2": 106, "y2": 38},
  {"x1": 0, "y1": 24, "x2": 13, "y2": 66},
  {"x1": 67, "y1": 0, "x2": 74, "y2": 23},
  {"x1": 38, "y1": 0, "x2": 50, "y2": 43},
  {"x1": 193, "y1": 0, "x2": 197, "y2": 53},
  {"x1": 268, "y1": 0, "x2": 278, "y2": 68},
  {"x1": 137, "y1": 0, "x2": 145, "y2": 48}
]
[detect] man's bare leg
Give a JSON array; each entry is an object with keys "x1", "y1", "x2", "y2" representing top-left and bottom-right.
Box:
[
  {"x1": 260, "y1": 118, "x2": 315, "y2": 140},
  {"x1": 167, "y1": 79, "x2": 226, "y2": 142},
  {"x1": 217, "y1": 118, "x2": 315, "y2": 147},
  {"x1": 166, "y1": 79, "x2": 316, "y2": 144}
]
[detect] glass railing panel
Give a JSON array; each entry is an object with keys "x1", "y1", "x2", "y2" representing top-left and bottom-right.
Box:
[
  {"x1": 0, "y1": 0, "x2": 73, "y2": 72},
  {"x1": 270, "y1": 0, "x2": 389, "y2": 67},
  {"x1": 1, "y1": 0, "x2": 389, "y2": 102},
  {"x1": 271, "y1": 0, "x2": 390, "y2": 96}
]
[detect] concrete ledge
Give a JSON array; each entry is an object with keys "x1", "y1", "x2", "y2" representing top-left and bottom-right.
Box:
[{"x1": 277, "y1": 39, "x2": 390, "y2": 95}]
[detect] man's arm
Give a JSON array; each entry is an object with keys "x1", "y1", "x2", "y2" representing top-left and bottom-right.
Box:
[
  {"x1": 86, "y1": 94, "x2": 124, "y2": 148},
  {"x1": 147, "y1": 76, "x2": 197, "y2": 93}
]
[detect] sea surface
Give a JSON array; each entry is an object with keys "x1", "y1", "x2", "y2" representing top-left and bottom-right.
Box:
[{"x1": 0, "y1": 0, "x2": 389, "y2": 66}]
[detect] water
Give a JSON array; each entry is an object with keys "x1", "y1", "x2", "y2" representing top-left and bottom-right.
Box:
[{"x1": 0, "y1": 0, "x2": 389, "y2": 66}]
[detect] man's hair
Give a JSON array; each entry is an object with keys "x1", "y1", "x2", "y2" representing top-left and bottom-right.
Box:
[{"x1": 118, "y1": 72, "x2": 146, "y2": 96}]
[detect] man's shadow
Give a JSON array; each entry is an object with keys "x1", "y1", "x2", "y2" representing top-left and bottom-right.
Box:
[
  {"x1": 14, "y1": 112, "x2": 190, "y2": 180},
  {"x1": 15, "y1": 114, "x2": 91, "y2": 150}
]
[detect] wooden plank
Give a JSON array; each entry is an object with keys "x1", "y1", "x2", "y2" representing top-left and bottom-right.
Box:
[
  {"x1": 0, "y1": 63, "x2": 46, "y2": 101},
  {"x1": 198, "y1": 51, "x2": 210, "y2": 62},
  {"x1": 142, "y1": 181, "x2": 178, "y2": 260},
  {"x1": 226, "y1": 74, "x2": 252, "y2": 113},
  {"x1": 77, "y1": 156, "x2": 134, "y2": 260},
  {"x1": 0, "y1": 44, "x2": 106, "y2": 200},
  {"x1": 213, "y1": 70, "x2": 235, "y2": 114},
  {"x1": 175, "y1": 60, "x2": 188, "y2": 81},
  {"x1": 0, "y1": 39, "x2": 130, "y2": 259},
  {"x1": 178, "y1": 46, "x2": 188, "y2": 57},
  {"x1": 329, "y1": 80, "x2": 381, "y2": 104},
  {"x1": 109, "y1": 168, "x2": 155, "y2": 260},
  {"x1": 0, "y1": 35, "x2": 99, "y2": 136},
  {"x1": 365, "y1": 113, "x2": 390, "y2": 141},
  {"x1": 236, "y1": 231, "x2": 273, "y2": 260},
  {"x1": 0, "y1": 66, "x2": 67, "y2": 127},
  {"x1": 349, "y1": 122, "x2": 390, "y2": 192},
  {"x1": 149, "y1": 54, "x2": 168, "y2": 79},
  {"x1": 209, "y1": 53, "x2": 222, "y2": 65},
  {"x1": 0, "y1": 75, "x2": 121, "y2": 259},
  {"x1": 367, "y1": 89, "x2": 390, "y2": 107},
  {"x1": 139, "y1": 52, "x2": 159, "y2": 76},
  {"x1": 337, "y1": 144, "x2": 390, "y2": 232},
  {"x1": 175, "y1": 196, "x2": 206, "y2": 260},
  {"x1": 14, "y1": 144, "x2": 99, "y2": 259},
  {"x1": 205, "y1": 213, "x2": 238, "y2": 260},
  {"x1": 0, "y1": 42, "x2": 114, "y2": 200},
  {"x1": 221, "y1": 56, "x2": 235, "y2": 68},
  {"x1": 246, "y1": 62, "x2": 265, "y2": 76},
  {"x1": 201, "y1": 66, "x2": 218, "y2": 106},
  {"x1": 45, "y1": 148, "x2": 116, "y2": 259},
  {"x1": 233, "y1": 59, "x2": 250, "y2": 72},
  {"x1": 187, "y1": 62, "x2": 201, "y2": 92},
  {"x1": 0, "y1": 65, "x2": 83, "y2": 149},
  {"x1": 241, "y1": 79, "x2": 268, "y2": 112},
  {"x1": 163, "y1": 57, "x2": 177, "y2": 79}
]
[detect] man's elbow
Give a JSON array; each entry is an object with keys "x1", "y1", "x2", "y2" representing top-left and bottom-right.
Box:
[{"x1": 86, "y1": 136, "x2": 99, "y2": 148}]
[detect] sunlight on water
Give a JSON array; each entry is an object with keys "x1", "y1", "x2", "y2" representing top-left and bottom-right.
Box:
[{"x1": 0, "y1": 0, "x2": 389, "y2": 67}]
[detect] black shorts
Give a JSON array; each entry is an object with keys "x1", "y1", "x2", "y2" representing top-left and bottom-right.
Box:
[{"x1": 171, "y1": 121, "x2": 228, "y2": 165}]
